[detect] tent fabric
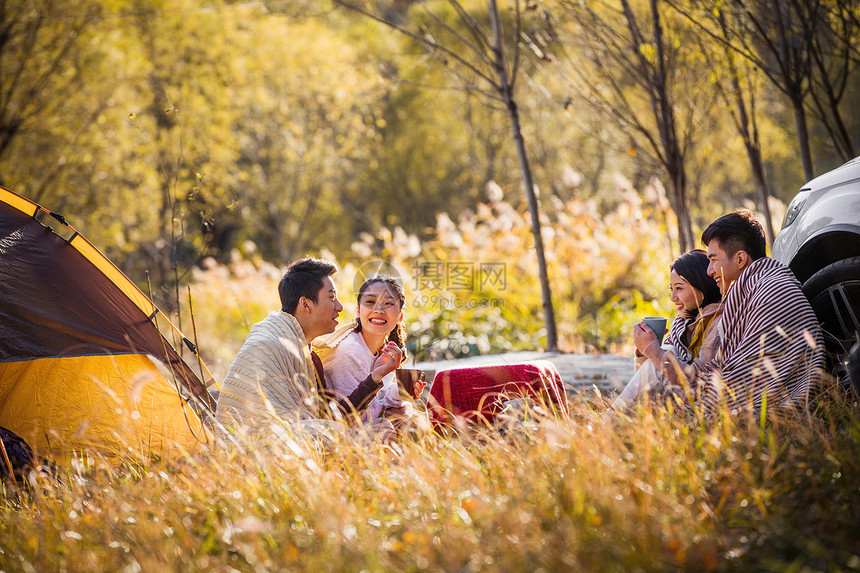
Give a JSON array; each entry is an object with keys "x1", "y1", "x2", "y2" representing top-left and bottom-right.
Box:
[
  {"x1": 0, "y1": 185, "x2": 214, "y2": 465},
  {"x1": 0, "y1": 355, "x2": 205, "y2": 465}
]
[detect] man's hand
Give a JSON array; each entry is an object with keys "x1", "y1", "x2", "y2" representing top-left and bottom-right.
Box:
[
  {"x1": 371, "y1": 342, "x2": 403, "y2": 383},
  {"x1": 633, "y1": 322, "x2": 659, "y2": 355}
]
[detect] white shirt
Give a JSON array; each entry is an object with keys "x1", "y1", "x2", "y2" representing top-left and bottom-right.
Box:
[{"x1": 321, "y1": 331, "x2": 400, "y2": 419}]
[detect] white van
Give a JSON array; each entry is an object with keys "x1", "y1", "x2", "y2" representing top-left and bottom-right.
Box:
[{"x1": 772, "y1": 156, "x2": 860, "y2": 387}]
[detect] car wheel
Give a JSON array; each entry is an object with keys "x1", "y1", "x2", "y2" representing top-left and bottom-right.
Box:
[
  {"x1": 802, "y1": 256, "x2": 860, "y2": 384},
  {"x1": 849, "y1": 340, "x2": 860, "y2": 396}
]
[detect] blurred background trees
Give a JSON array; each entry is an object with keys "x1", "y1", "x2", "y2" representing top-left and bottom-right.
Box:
[{"x1": 1, "y1": 0, "x2": 857, "y2": 362}]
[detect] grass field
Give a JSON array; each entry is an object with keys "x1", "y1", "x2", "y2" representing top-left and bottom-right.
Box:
[{"x1": 1, "y1": 384, "x2": 858, "y2": 572}]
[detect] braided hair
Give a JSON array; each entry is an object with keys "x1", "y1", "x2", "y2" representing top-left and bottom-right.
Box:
[{"x1": 354, "y1": 275, "x2": 407, "y2": 360}]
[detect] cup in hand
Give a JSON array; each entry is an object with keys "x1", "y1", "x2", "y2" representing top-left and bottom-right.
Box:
[
  {"x1": 395, "y1": 368, "x2": 426, "y2": 400},
  {"x1": 642, "y1": 316, "x2": 667, "y2": 344}
]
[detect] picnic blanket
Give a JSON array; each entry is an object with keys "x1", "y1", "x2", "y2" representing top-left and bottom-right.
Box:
[{"x1": 427, "y1": 361, "x2": 569, "y2": 428}]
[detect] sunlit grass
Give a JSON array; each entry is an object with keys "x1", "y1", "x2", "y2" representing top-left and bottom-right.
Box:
[{"x1": 2, "y1": 385, "x2": 858, "y2": 571}]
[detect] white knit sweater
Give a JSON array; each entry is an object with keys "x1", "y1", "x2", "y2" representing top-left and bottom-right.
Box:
[{"x1": 215, "y1": 311, "x2": 335, "y2": 443}]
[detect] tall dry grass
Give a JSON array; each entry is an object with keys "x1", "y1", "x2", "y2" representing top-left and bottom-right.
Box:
[{"x1": 2, "y1": 385, "x2": 858, "y2": 572}]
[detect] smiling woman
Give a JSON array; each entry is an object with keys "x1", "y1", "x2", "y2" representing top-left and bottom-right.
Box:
[
  {"x1": 355, "y1": 279, "x2": 407, "y2": 358},
  {"x1": 611, "y1": 250, "x2": 722, "y2": 412},
  {"x1": 313, "y1": 276, "x2": 424, "y2": 423}
]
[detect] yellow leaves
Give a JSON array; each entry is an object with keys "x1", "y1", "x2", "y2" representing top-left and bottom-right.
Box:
[
  {"x1": 639, "y1": 42, "x2": 657, "y2": 66},
  {"x1": 402, "y1": 530, "x2": 418, "y2": 544},
  {"x1": 281, "y1": 543, "x2": 299, "y2": 561}
]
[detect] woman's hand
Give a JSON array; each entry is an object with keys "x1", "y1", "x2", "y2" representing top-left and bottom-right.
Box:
[
  {"x1": 633, "y1": 322, "x2": 659, "y2": 355},
  {"x1": 371, "y1": 342, "x2": 403, "y2": 383}
]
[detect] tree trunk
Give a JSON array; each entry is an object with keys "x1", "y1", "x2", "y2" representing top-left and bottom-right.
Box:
[
  {"x1": 772, "y1": 1, "x2": 815, "y2": 179},
  {"x1": 809, "y1": 42, "x2": 856, "y2": 161},
  {"x1": 750, "y1": 151, "x2": 775, "y2": 244},
  {"x1": 644, "y1": 0, "x2": 693, "y2": 253},
  {"x1": 669, "y1": 164, "x2": 693, "y2": 253},
  {"x1": 791, "y1": 93, "x2": 815, "y2": 181},
  {"x1": 719, "y1": 14, "x2": 777, "y2": 245},
  {"x1": 489, "y1": 0, "x2": 558, "y2": 351},
  {"x1": 505, "y1": 97, "x2": 559, "y2": 352}
]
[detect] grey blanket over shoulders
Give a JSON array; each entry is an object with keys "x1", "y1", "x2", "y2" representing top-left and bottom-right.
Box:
[
  {"x1": 697, "y1": 257, "x2": 824, "y2": 416},
  {"x1": 215, "y1": 311, "x2": 341, "y2": 444}
]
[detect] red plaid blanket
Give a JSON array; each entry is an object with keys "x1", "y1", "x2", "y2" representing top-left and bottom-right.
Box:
[{"x1": 427, "y1": 361, "x2": 569, "y2": 428}]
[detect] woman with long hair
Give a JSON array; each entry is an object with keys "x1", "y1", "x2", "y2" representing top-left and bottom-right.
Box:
[
  {"x1": 613, "y1": 249, "x2": 723, "y2": 411},
  {"x1": 314, "y1": 275, "x2": 423, "y2": 422}
]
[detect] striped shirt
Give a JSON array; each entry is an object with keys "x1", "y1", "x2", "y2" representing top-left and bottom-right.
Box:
[{"x1": 696, "y1": 257, "x2": 824, "y2": 416}]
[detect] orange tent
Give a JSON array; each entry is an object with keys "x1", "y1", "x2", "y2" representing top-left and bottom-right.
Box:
[{"x1": 0, "y1": 186, "x2": 215, "y2": 466}]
